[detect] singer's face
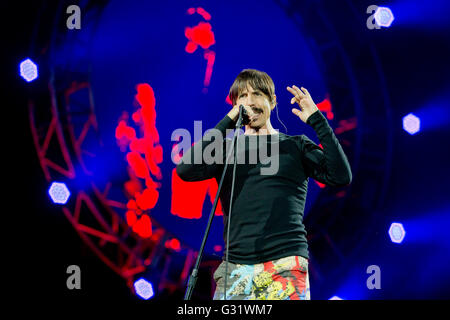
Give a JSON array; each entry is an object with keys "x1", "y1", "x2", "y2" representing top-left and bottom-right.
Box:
[{"x1": 236, "y1": 84, "x2": 274, "y2": 128}]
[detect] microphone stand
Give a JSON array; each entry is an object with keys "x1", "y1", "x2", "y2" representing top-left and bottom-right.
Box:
[{"x1": 184, "y1": 105, "x2": 247, "y2": 300}]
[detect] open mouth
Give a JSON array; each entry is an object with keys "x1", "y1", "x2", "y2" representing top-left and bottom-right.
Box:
[
  {"x1": 251, "y1": 107, "x2": 263, "y2": 114},
  {"x1": 250, "y1": 113, "x2": 261, "y2": 122},
  {"x1": 249, "y1": 107, "x2": 263, "y2": 122}
]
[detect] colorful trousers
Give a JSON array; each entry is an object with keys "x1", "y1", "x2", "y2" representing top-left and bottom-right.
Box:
[{"x1": 213, "y1": 255, "x2": 310, "y2": 300}]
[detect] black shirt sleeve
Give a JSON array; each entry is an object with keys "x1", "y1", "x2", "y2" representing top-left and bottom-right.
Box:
[
  {"x1": 301, "y1": 110, "x2": 352, "y2": 186},
  {"x1": 176, "y1": 115, "x2": 236, "y2": 181}
]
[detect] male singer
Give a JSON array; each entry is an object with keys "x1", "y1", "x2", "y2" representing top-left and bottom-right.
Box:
[{"x1": 176, "y1": 69, "x2": 352, "y2": 300}]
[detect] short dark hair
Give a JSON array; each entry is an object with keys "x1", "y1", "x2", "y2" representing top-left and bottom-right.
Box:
[{"x1": 228, "y1": 69, "x2": 276, "y2": 107}]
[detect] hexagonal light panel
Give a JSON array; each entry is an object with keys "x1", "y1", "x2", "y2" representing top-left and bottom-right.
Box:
[
  {"x1": 374, "y1": 6, "x2": 395, "y2": 28},
  {"x1": 48, "y1": 182, "x2": 71, "y2": 204},
  {"x1": 403, "y1": 113, "x2": 421, "y2": 135},
  {"x1": 19, "y1": 58, "x2": 38, "y2": 82},
  {"x1": 389, "y1": 222, "x2": 406, "y2": 244},
  {"x1": 134, "y1": 278, "x2": 154, "y2": 300}
]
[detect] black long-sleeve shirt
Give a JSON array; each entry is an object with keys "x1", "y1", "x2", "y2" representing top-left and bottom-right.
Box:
[{"x1": 176, "y1": 110, "x2": 352, "y2": 264}]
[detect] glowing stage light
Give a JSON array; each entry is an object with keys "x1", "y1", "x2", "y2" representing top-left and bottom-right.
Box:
[
  {"x1": 48, "y1": 182, "x2": 71, "y2": 204},
  {"x1": 19, "y1": 58, "x2": 38, "y2": 82},
  {"x1": 403, "y1": 113, "x2": 421, "y2": 135},
  {"x1": 329, "y1": 296, "x2": 343, "y2": 300},
  {"x1": 389, "y1": 222, "x2": 406, "y2": 244},
  {"x1": 374, "y1": 6, "x2": 395, "y2": 28},
  {"x1": 134, "y1": 278, "x2": 154, "y2": 300}
]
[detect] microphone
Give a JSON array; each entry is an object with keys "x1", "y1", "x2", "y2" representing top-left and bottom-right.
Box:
[{"x1": 239, "y1": 105, "x2": 250, "y2": 125}]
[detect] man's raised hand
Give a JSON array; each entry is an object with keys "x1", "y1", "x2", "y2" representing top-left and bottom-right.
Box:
[{"x1": 287, "y1": 85, "x2": 319, "y2": 124}]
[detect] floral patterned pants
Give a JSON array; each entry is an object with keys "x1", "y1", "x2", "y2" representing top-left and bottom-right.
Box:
[{"x1": 213, "y1": 255, "x2": 310, "y2": 300}]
